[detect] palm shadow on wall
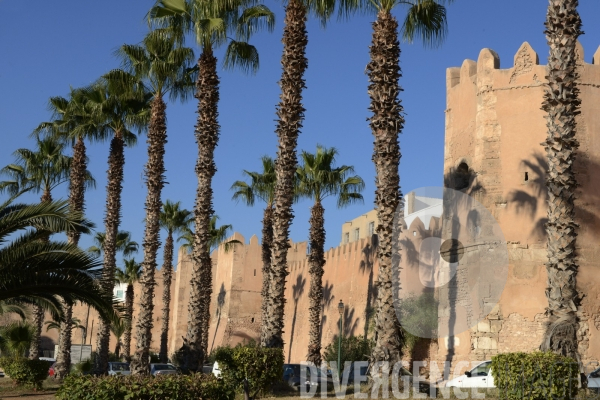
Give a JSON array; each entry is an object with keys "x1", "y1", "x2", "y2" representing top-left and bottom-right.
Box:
[
  {"x1": 507, "y1": 153, "x2": 600, "y2": 239},
  {"x1": 288, "y1": 274, "x2": 306, "y2": 363},
  {"x1": 442, "y1": 164, "x2": 485, "y2": 379},
  {"x1": 359, "y1": 234, "x2": 378, "y2": 338},
  {"x1": 210, "y1": 283, "x2": 227, "y2": 353},
  {"x1": 319, "y1": 281, "x2": 335, "y2": 345}
]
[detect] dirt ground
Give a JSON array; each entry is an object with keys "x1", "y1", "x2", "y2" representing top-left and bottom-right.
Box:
[{"x1": 0, "y1": 378, "x2": 58, "y2": 400}]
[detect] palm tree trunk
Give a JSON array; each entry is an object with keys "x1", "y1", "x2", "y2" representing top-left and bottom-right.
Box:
[
  {"x1": 123, "y1": 284, "x2": 134, "y2": 361},
  {"x1": 306, "y1": 201, "x2": 325, "y2": 365},
  {"x1": 30, "y1": 191, "x2": 53, "y2": 360},
  {"x1": 185, "y1": 47, "x2": 219, "y2": 372},
  {"x1": 259, "y1": 205, "x2": 274, "y2": 346},
  {"x1": 159, "y1": 232, "x2": 174, "y2": 363},
  {"x1": 131, "y1": 96, "x2": 167, "y2": 375},
  {"x1": 265, "y1": 0, "x2": 308, "y2": 349},
  {"x1": 540, "y1": 0, "x2": 582, "y2": 360},
  {"x1": 55, "y1": 136, "x2": 88, "y2": 379},
  {"x1": 96, "y1": 131, "x2": 125, "y2": 375},
  {"x1": 367, "y1": 10, "x2": 404, "y2": 366}
]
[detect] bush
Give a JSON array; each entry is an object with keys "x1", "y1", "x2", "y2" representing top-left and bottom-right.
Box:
[
  {"x1": 215, "y1": 343, "x2": 284, "y2": 399},
  {"x1": 0, "y1": 357, "x2": 50, "y2": 388},
  {"x1": 56, "y1": 373, "x2": 233, "y2": 400},
  {"x1": 491, "y1": 351, "x2": 579, "y2": 400},
  {"x1": 323, "y1": 335, "x2": 373, "y2": 367}
]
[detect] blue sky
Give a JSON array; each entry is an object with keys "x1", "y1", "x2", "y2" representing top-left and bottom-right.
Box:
[{"x1": 1, "y1": 0, "x2": 599, "y2": 268}]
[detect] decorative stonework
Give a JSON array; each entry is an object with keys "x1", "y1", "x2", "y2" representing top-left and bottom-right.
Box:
[{"x1": 510, "y1": 44, "x2": 536, "y2": 83}]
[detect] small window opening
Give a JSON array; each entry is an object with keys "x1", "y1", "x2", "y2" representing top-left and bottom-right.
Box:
[
  {"x1": 524, "y1": 172, "x2": 529, "y2": 182},
  {"x1": 251, "y1": 317, "x2": 255, "y2": 323},
  {"x1": 253, "y1": 269, "x2": 256, "y2": 276},
  {"x1": 454, "y1": 162, "x2": 470, "y2": 190}
]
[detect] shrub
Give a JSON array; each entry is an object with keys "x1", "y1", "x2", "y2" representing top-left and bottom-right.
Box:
[
  {"x1": 56, "y1": 373, "x2": 233, "y2": 400},
  {"x1": 215, "y1": 343, "x2": 284, "y2": 399},
  {"x1": 491, "y1": 351, "x2": 579, "y2": 400},
  {"x1": 323, "y1": 335, "x2": 373, "y2": 367},
  {"x1": 0, "y1": 357, "x2": 49, "y2": 388}
]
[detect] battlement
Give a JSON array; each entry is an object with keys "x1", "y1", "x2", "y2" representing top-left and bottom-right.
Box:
[{"x1": 446, "y1": 41, "x2": 600, "y2": 94}]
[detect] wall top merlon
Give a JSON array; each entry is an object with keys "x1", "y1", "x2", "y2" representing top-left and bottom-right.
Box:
[{"x1": 447, "y1": 41, "x2": 600, "y2": 89}]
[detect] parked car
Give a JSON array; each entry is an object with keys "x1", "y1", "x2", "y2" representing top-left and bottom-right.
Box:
[
  {"x1": 445, "y1": 360, "x2": 494, "y2": 388},
  {"x1": 108, "y1": 362, "x2": 131, "y2": 376},
  {"x1": 588, "y1": 366, "x2": 600, "y2": 393},
  {"x1": 282, "y1": 364, "x2": 333, "y2": 390},
  {"x1": 0, "y1": 369, "x2": 5, "y2": 378},
  {"x1": 150, "y1": 363, "x2": 179, "y2": 376}
]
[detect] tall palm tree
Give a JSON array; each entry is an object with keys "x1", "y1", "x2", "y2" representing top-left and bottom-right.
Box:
[
  {"x1": 36, "y1": 88, "x2": 102, "y2": 379},
  {"x1": 176, "y1": 214, "x2": 239, "y2": 357},
  {"x1": 157, "y1": 200, "x2": 192, "y2": 363},
  {"x1": 0, "y1": 197, "x2": 114, "y2": 326},
  {"x1": 111, "y1": 29, "x2": 196, "y2": 374},
  {"x1": 149, "y1": 0, "x2": 274, "y2": 371},
  {"x1": 115, "y1": 259, "x2": 142, "y2": 362},
  {"x1": 82, "y1": 78, "x2": 150, "y2": 375},
  {"x1": 365, "y1": 0, "x2": 450, "y2": 366},
  {"x1": 539, "y1": 0, "x2": 582, "y2": 360},
  {"x1": 0, "y1": 136, "x2": 82, "y2": 360},
  {"x1": 231, "y1": 156, "x2": 277, "y2": 346},
  {"x1": 296, "y1": 145, "x2": 364, "y2": 365},
  {"x1": 265, "y1": 0, "x2": 360, "y2": 349}
]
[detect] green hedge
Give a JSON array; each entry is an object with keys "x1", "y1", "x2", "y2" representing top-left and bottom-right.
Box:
[
  {"x1": 214, "y1": 343, "x2": 284, "y2": 399},
  {"x1": 491, "y1": 351, "x2": 579, "y2": 400},
  {"x1": 56, "y1": 374, "x2": 233, "y2": 400},
  {"x1": 0, "y1": 357, "x2": 49, "y2": 388}
]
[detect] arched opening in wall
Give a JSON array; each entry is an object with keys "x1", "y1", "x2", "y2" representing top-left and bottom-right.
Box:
[
  {"x1": 454, "y1": 162, "x2": 471, "y2": 191},
  {"x1": 251, "y1": 318, "x2": 255, "y2": 323}
]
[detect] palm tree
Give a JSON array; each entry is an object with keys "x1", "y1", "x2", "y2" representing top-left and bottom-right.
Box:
[
  {"x1": 111, "y1": 30, "x2": 196, "y2": 374},
  {"x1": 365, "y1": 0, "x2": 450, "y2": 366},
  {"x1": 539, "y1": 0, "x2": 582, "y2": 359},
  {"x1": 110, "y1": 318, "x2": 128, "y2": 360},
  {"x1": 88, "y1": 231, "x2": 140, "y2": 259},
  {"x1": 81, "y1": 78, "x2": 150, "y2": 375},
  {"x1": 0, "y1": 136, "x2": 80, "y2": 360},
  {"x1": 44, "y1": 317, "x2": 85, "y2": 335},
  {"x1": 0, "y1": 322, "x2": 34, "y2": 358},
  {"x1": 114, "y1": 259, "x2": 142, "y2": 362},
  {"x1": 266, "y1": 0, "x2": 361, "y2": 349},
  {"x1": 177, "y1": 214, "x2": 240, "y2": 357},
  {"x1": 296, "y1": 145, "x2": 364, "y2": 365},
  {"x1": 157, "y1": 200, "x2": 192, "y2": 363},
  {"x1": 0, "y1": 197, "x2": 114, "y2": 327},
  {"x1": 0, "y1": 301, "x2": 27, "y2": 320},
  {"x1": 36, "y1": 88, "x2": 102, "y2": 379},
  {"x1": 149, "y1": 0, "x2": 274, "y2": 371},
  {"x1": 231, "y1": 156, "x2": 277, "y2": 346}
]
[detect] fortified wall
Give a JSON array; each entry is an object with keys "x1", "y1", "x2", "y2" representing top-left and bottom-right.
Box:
[{"x1": 33, "y1": 42, "x2": 600, "y2": 381}]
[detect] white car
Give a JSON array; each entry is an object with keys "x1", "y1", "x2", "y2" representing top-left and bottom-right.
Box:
[
  {"x1": 212, "y1": 361, "x2": 221, "y2": 378},
  {"x1": 108, "y1": 362, "x2": 131, "y2": 376},
  {"x1": 588, "y1": 366, "x2": 600, "y2": 392},
  {"x1": 446, "y1": 360, "x2": 495, "y2": 388}
]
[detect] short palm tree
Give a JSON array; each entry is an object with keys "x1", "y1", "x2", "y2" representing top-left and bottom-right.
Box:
[
  {"x1": 0, "y1": 136, "x2": 83, "y2": 360},
  {"x1": 0, "y1": 322, "x2": 34, "y2": 358},
  {"x1": 111, "y1": 29, "x2": 196, "y2": 374},
  {"x1": 296, "y1": 145, "x2": 364, "y2": 365},
  {"x1": 539, "y1": 0, "x2": 582, "y2": 359},
  {"x1": 110, "y1": 317, "x2": 128, "y2": 360},
  {"x1": 231, "y1": 156, "x2": 277, "y2": 346},
  {"x1": 365, "y1": 0, "x2": 450, "y2": 366},
  {"x1": 45, "y1": 317, "x2": 85, "y2": 334},
  {"x1": 115, "y1": 259, "x2": 142, "y2": 362},
  {"x1": 149, "y1": 0, "x2": 274, "y2": 371},
  {"x1": 157, "y1": 200, "x2": 192, "y2": 363},
  {"x1": 81, "y1": 78, "x2": 150, "y2": 374},
  {"x1": 0, "y1": 197, "x2": 114, "y2": 330},
  {"x1": 88, "y1": 231, "x2": 139, "y2": 259}
]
